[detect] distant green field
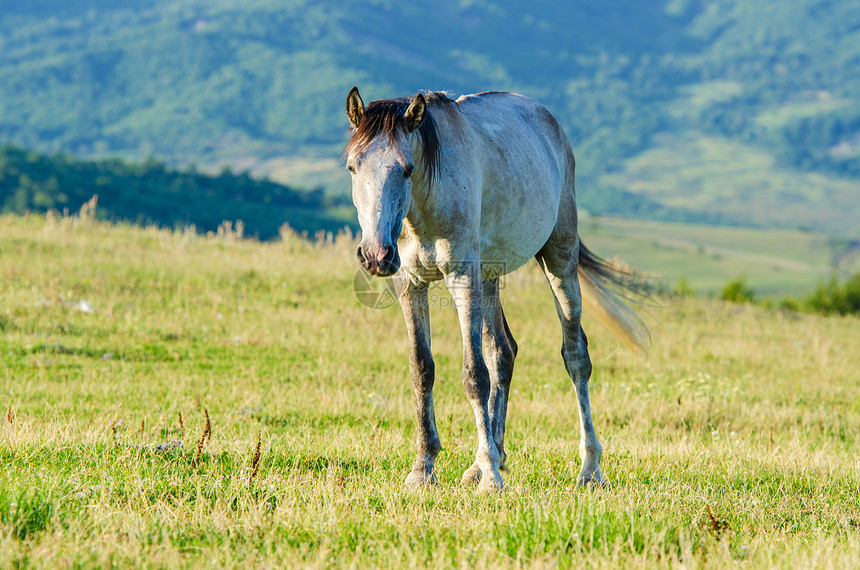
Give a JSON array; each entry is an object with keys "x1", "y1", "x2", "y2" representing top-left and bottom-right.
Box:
[
  {"x1": 1, "y1": 213, "x2": 858, "y2": 567},
  {"x1": 572, "y1": 215, "x2": 841, "y2": 298}
]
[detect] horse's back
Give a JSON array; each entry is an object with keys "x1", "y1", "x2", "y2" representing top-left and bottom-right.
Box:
[
  {"x1": 455, "y1": 91, "x2": 571, "y2": 164},
  {"x1": 452, "y1": 92, "x2": 574, "y2": 273}
]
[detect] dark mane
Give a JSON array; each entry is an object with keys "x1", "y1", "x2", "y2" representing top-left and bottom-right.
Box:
[{"x1": 345, "y1": 92, "x2": 452, "y2": 183}]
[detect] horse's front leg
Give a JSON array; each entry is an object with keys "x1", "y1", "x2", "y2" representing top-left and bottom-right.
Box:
[
  {"x1": 394, "y1": 275, "x2": 441, "y2": 487},
  {"x1": 445, "y1": 263, "x2": 504, "y2": 492}
]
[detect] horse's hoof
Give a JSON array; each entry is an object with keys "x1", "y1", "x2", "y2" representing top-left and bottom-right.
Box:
[
  {"x1": 477, "y1": 470, "x2": 505, "y2": 493},
  {"x1": 460, "y1": 462, "x2": 482, "y2": 486},
  {"x1": 404, "y1": 469, "x2": 439, "y2": 488},
  {"x1": 576, "y1": 466, "x2": 606, "y2": 488}
]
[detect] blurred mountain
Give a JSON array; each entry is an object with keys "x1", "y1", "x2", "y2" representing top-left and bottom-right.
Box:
[{"x1": 0, "y1": 0, "x2": 858, "y2": 234}]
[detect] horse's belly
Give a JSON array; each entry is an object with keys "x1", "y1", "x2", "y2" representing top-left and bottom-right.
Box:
[{"x1": 479, "y1": 191, "x2": 559, "y2": 276}]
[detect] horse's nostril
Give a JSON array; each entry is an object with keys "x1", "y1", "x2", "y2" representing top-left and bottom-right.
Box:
[
  {"x1": 356, "y1": 246, "x2": 368, "y2": 266},
  {"x1": 383, "y1": 245, "x2": 395, "y2": 262}
]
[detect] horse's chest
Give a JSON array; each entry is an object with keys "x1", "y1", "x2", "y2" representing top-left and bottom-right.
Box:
[{"x1": 398, "y1": 237, "x2": 445, "y2": 283}]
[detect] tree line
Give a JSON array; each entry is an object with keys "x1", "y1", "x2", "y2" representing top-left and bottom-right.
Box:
[{"x1": 0, "y1": 144, "x2": 353, "y2": 239}]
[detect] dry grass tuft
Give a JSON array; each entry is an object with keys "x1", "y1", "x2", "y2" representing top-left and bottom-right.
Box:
[
  {"x1": 702, "y1": 504, "x2": 732, "y2": 540},
  {"x1": 249, "y1": 431, "x2": 262, "y2": 483},
  {"x1": 193, "y1": 409, "x2": 211, "y2": 467},
  {"x1": 203, "y1": 409, "x2": 211, "y2": 443}
]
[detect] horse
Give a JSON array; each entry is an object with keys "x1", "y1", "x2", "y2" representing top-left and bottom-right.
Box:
[{"x1": 344, "y1": 86, "x2": 648, "y2": 491}]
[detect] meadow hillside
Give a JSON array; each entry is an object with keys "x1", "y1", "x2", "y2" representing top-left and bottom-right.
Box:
[
  {"x1": 1, "y1": 213, "x2": 858, "y2": 567},
  {"x1": 1, "y1": 0, "x2": 859, "y2": 234}
]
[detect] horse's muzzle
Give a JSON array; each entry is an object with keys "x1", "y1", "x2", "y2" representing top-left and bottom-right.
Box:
[{"x1": 356, "y1": 243, "x2": 400, "y2": 277}]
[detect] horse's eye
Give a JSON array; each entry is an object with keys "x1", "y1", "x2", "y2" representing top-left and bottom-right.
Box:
[
  {"x1": 347, "y1": 165, "x2": 356, "y2": 174},
  {"x1": 403, "y1": 165, "x2": 414, "y2": 178}
]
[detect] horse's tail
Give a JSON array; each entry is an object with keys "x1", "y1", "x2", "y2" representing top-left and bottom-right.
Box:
[{"x1": 577, "y1": 241, "x2": 650, "y2": 354}]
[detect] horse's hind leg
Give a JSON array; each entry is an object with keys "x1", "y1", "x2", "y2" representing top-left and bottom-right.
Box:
[
  {"x1": 462, "y1": 278, "x2": 517, "y2": 484},
  {"x1": 537, "y1": 244, "x2": 605, "y2": 487},
  {"x1": 394, "y1": 276, "x2": 442, "y2": 486},
  {"x1": 488, "y1": 294, "x2": 518, "y2": 471}
]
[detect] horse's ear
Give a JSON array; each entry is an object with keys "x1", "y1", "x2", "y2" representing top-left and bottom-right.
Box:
[
  {"x1": 404, "y1": 93, "x2": 426, "y2": 133},
  {"x1": 346, "y1": 86, "x2": 364, "y2": 128}
]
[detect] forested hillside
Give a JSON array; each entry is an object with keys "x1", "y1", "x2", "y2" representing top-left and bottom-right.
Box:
[
  {"x1": 0, "y1": 144, "x2": 351, "y2": 238},
  {"x1": 0, "y1": 0, "x2": 858, "y2": 234}
]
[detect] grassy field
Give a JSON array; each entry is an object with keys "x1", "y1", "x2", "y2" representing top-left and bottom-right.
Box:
[{"x1": 1, "y1": 213, "x2": 859, "y2": 567}]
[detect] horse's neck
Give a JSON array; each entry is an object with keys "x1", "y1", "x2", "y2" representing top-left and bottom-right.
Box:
[
  {"x1": 404, "y1": 138, "x2": 433, "y2": 229},
  {"x1": 405, "y1": 179, "x2": 430, "y2": 236},
  {"x1": 404, "y1": 105, "x2": 468, "y2": 238}
]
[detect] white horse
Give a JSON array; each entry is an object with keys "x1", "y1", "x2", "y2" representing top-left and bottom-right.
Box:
[{"x1": 345, "y1": 87, "x2": 648, "y2": 491}]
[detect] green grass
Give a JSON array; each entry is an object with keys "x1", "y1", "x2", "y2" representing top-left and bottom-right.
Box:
[{"x1": 1, "y1": 213, "x2": 859, "y2": 567}]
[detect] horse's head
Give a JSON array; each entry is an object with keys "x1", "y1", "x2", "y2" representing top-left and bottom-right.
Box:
[{"x1": 345, "y1": 86, "x2": 427, "y2": 277}]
